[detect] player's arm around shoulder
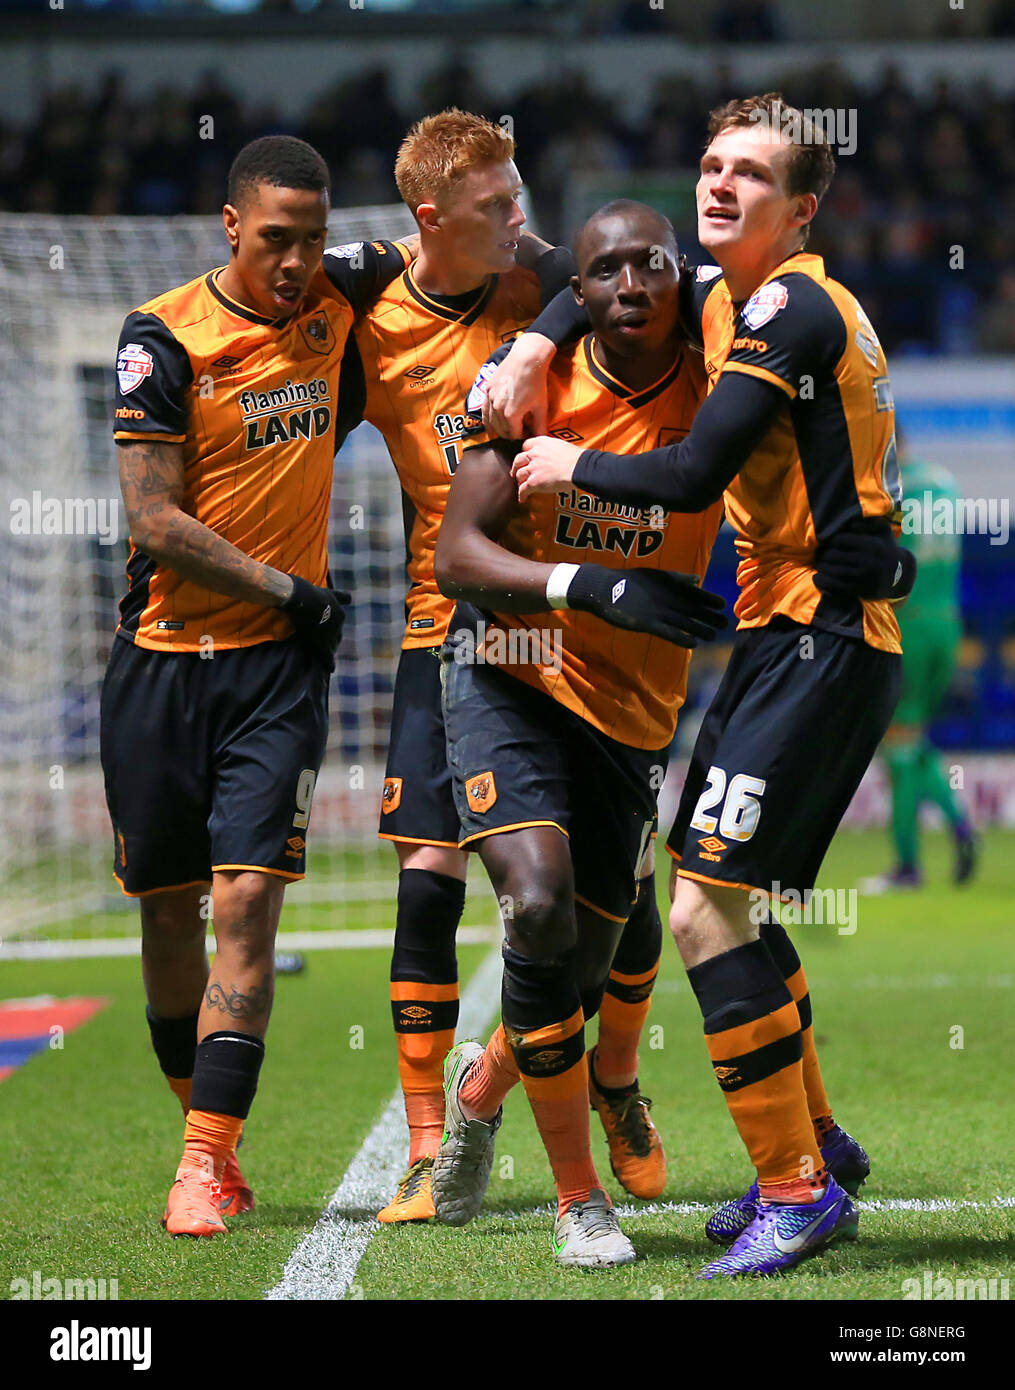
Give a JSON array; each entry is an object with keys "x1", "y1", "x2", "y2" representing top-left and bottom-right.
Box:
[{"x1": 317, "y1": 237, "x2": 414, "y2": 315}]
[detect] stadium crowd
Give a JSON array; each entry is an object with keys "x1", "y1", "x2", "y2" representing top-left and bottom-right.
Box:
[{"x1": 2, "y1": 55, "x2": 1013, "y2": 354}]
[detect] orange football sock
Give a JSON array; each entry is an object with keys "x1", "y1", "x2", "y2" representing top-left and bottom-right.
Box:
[
  {"x1": 690, "y1": 941, "x2": 820, "y2": 1192},
  {"x1": 758, "y1": 1169, "x2": 828, "y2": 1203},
  {"x1": 595, "y1": 962, "x2": 658, "y2": 1089},
  {"x1": 509, "y1": 1010, "x2": 602, "y2": 1217},
  {"x1": 524, "y1": 1063, "x2": 603, "y2": 1218},
  {"x1": 403, "y1": 1092, "x2": 445, "y2": 1164},
  {"x1": 784, "y1": 964, "x2": 834, "y2": 1140},
  {"x1": 167, "y1": 1075, "x2": 192, "y2": 1115},
  {"x1": 182, "y1": 1109, "x2": 244, "y2": 1179},
  {"x1": 705, "y1": 1005, "x2": 819, "y2": 1189},
  {"x1": 459, "y1": 1024, "x2": 520, "y2": 1120},
  {"x1": 390, "y1": 980, "x2": 459, "y2": 1162},
  {"x1": 814, "y1": 1113, "x2": 836, "y2": 1142}
]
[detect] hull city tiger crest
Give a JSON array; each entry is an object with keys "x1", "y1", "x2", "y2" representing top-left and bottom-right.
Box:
[
  {"x1": 382, "y1": 776, "x2": 403, "y2": 813},
  {"x1": 465, "y1": 771, "x2": 497, "y2": 812},
  {"x1": 299, "y1": 313, "x2": 336, "y2": 355}
]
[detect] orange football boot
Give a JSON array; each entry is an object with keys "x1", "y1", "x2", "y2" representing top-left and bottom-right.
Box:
[
  {"x1": 376, "y1": 1156, "x2": 436, "y2": 1223},
  {"x1": 219, "y1": 1151, "x2": 255, "y2": 1215},
  {"x1": 162, "y1": 1153, "x2": 228, "y2": 1237},
  {"x1": 588, "y1": 1047, "x2": 667, "y2": 1200}
]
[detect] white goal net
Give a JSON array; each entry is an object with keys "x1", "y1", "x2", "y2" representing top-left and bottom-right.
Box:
[{"x1": 0, "y1": 205, "x2": 483, "y2": 946}]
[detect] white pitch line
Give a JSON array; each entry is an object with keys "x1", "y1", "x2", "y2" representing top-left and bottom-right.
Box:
[
  {"x1": 615, "y1": 1196, "x2": 1015, "y2": 1219},
  {"x1": 266, "y1": 944, "x2": 503, "y2": 1301},
  {"x1": 443, "y1": 1196, "x2": 1015, "y2": 1223},
  {"x1": 1, "y1": 925, "x2": 497, "y2": 962}
]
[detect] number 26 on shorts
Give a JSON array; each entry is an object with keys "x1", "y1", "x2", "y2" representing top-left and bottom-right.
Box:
[{"x1": 689, "y1": 766, "x2": 765, "y2": 842}]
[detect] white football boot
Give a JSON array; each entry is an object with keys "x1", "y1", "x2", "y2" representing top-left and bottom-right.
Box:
[
  {"x1": 552, "y1": 1188, "x2": 637, "y2": 1268},
  {"x1": 432, "y1": 1041, "x2": 502, "y2": 1226}
]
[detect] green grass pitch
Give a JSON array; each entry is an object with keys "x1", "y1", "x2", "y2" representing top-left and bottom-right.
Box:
[{"x1": 1, "y1": 829, "x2": 1012, "y2": 1301}]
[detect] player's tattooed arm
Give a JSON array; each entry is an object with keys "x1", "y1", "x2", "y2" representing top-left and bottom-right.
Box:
[
  {"x1": 435, "y1": 444, "x2": 558, "y2": 612},
  {"x1": 117, "y1": 439, "x2": 293, "y2": 606}
]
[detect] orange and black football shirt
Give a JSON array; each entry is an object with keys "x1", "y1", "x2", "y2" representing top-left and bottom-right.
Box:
[
  {"x1": 575, "y1": 254, "x2": 903, "y2": 654},
  {"x1": 463, "y1": 336, "x2": 722, "y2": 750},
  {"x1": 111, "y1": 240, "x2": 410, "y2": 651},
  {"x1": 350, "y1": 263, "x2": 542, "y2": 649}
]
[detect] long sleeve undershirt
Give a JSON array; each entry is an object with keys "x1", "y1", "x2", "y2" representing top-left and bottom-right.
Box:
[{"x1": 573, "y1": 370, "x2": 787, "y2": 511}]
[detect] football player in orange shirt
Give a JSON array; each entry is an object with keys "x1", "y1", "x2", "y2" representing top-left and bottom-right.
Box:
[
  {"x1": 105, "y1": 135, "x2": 414, "y2": 1236},
  {"x1": 429, "y1": 200, "x2": 727, "y2": 1265},
  {"x1": 345, "y1": 111, "x2": 673, "y2": 1221},
  {"x1": 476, "y1": 94, "x2": 914, "y2": 1277}
]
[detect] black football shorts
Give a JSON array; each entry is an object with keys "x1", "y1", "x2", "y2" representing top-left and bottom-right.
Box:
[
  {"x1": 100, "y1": 634, "x2": 329, "y2": 895},
  {"x1": 668, "y1": 616, "x2": 901, "y2": 898},
  {"x1": 377, "y1": 645, "x2": 463, "y2": 849},
  {"x1": 440, "y1": 642, "x2": 661, "y2": 923}
]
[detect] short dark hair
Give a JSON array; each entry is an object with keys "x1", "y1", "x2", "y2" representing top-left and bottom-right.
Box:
[
  {"x1": 227, "y1": 135, "x2": 330, "y2": 208},
  {"x1": 577, "y1": 199, "x2": 679, "y2": 261}
]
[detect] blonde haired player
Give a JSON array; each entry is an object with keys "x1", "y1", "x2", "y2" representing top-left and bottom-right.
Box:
[{"x1": 347, "y1": 111, "x2": 671, "y2": 1222}]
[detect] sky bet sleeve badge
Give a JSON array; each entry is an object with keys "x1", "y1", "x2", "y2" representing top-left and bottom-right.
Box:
[
  {"x1": 116, "y1": 342, "x2": 154, "y2": 394},
  {"x1": 740, "y1": 281, "x2": 789, "y2": 330}
]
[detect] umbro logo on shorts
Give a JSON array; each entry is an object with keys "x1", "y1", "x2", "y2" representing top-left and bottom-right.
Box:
[{"x1": 698, "y1": 836, "x2": 727, "y2": 862}]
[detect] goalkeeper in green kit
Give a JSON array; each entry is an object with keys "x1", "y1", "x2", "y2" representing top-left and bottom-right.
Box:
[{"x1": 863, "y1": 432, "x2": 978, "y2": 892}]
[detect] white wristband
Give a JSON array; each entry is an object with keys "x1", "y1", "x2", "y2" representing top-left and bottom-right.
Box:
[{"x1": 546, "y1": 562, "x2": 581, "y2": 610}]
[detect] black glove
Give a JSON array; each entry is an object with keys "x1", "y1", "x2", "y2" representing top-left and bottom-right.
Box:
[
  {"x1": 463, "y1": 341, "x2": 513, "y2": 434},
  {"x1": 280, "y1": 575, "x2": 351, "y2": 672},
  {"x1": 814, "y1": 518, "x2": 917, "y2": 601},
  {"x1": 564, "y1": 565, "x2": 727, "y2": 648}
]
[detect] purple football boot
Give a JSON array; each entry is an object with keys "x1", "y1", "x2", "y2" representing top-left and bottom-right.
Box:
[
  {"x1": 705, "y1": 1124, "x2": 870, "y2": 1246},
  {"x1": 699, "y1": 1175, "x2": 859, "y2": 1279}
]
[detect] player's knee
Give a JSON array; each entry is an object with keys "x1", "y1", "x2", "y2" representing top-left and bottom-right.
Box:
[
  {"x1": 668, "y1": 879, "x2": 708, "y2": 959},
  {"x1": 212, "y1": 872, "x2": 282, "y2": 962},
  {"x1": 668, "y1": 897, "x2": 693, "y2": 954},
  {"x1": 502, "y1": 875, "x2": 575, "y2": 960},
  {"x1": 139, "y1": 888, "x2": 206, "y2": 945}
]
